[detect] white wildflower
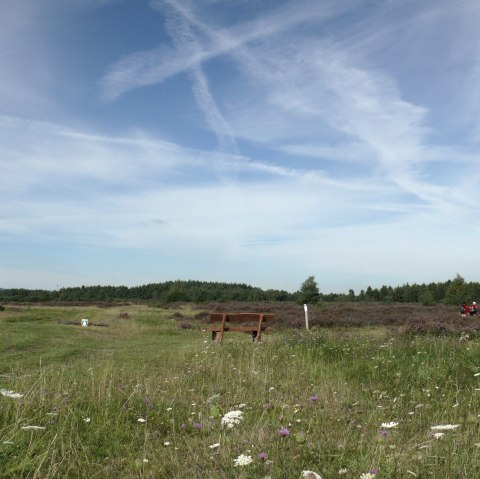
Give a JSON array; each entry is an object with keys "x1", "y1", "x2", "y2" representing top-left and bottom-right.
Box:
[
  {"x1": 433, "y1": 432, "x2": 444, "y2": 439},
  {"x1": 0, "y1": 389, "x2": 23, "y2": 399},
  {"x1": 143, "y1": 458, "x2": 149, "y2": 463},
  {"x1": 83, "y1": 417, "x2": 91, "y2": 423},
  {"x1": 359, "y1": 473, "x2": 375, "y2": 479},
  {"x1": 301, "y1": 471, "x2": 322, "y2": 479},
  {"x1": 164, "y1": 441, "x2": 171, "y2": 446},
  {"x1": 208, "y1": 443, "x2": 220, "y2": 449},
  {"x1": 381, "y1": 421, "x2": 399, "y2": 428},
  {"x1": 137, "y1": 418, "x2": 146, "y2": 423},
  {"x1": 431, "y1": 424, "x2": 459, "y2": 431},
  {"x1": 233, "y1": 454, "x2": 253, "y2": 467},
  {"x1": 221, "y1": 410, "x2": 244, "y2": 429},
  {"x1": 338, "y1": 468, "x2": 348, "y2": 475}
]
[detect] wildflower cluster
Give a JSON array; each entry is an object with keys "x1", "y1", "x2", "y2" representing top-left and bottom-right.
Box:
[
  {"x1": 380, "y1": 421, "x2": 398, "y2": 429},
  {"x1": 0, "y1": 389, "x2": 23, "y2": 399},
  {"x1": 221, "y1": 410, "x2": 244, "y2": 428},
  {"x1": 301, "y1": 471, "x2": 322, "y2": 479},
  {"x1": 359, "y1": 474, "x2": 375, "y2": 479},
  {"x1": 430, "y1": 424, "x2": 459, "y2": 431},
  {"x1": 233, "y1": 454, "x2": 253, "y2": 466}
]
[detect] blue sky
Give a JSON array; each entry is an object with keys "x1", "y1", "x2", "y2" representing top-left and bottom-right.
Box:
[{"x1": 1, "y1": 0, "x2": 479, "y2": 293}]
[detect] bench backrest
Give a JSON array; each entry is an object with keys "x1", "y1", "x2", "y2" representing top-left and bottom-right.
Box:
[{"x1": 209, "y1": 313, "x2": 274, "y2": 323}]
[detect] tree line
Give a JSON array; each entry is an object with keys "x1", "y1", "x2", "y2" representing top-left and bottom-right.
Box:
[
  {"x1": 0, "y1": 280, "x2": 290, "y2": 303},
  {"x1": 0, "y1": 274, "x2": 478, "y2": 305}
]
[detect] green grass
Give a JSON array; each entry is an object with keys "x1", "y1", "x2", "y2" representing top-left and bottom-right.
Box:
[{"x1": 1, "y1": 305, "x2": 480, "y2": 478}]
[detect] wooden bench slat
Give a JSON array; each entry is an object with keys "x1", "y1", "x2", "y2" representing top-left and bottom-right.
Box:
[
  {"x1": 208, "y1": 313, "x2": 274, "y2": 322},
  {"x1": 210, "y1": 326, "x2": 270, "y2": 332},
  {"x1": 208, "y1": 312, "x2": 273, "y2": 342},
  {"x1": 224, "y1": 326, "x2": 271, "y2": 332}
]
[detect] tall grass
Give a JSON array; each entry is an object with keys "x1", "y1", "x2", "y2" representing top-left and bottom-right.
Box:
[{"x1": 1, "y1": 305, "x2": 480, "y2": 478}]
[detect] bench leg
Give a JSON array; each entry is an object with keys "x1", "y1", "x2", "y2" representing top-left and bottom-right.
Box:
[
  {"x1": 252, "y1": 331, "x2": 262, "y2": 342},
  {"x1": 255, "y1": 315, "x2": 264, "y2": 342},
  {"x1": 212, "y1": 330, "x2": 224, "y2": 342}
]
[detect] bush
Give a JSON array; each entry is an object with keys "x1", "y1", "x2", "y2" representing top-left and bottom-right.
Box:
[{"x1": 178, "y1": 321, "x2": 193, "y2": 329}]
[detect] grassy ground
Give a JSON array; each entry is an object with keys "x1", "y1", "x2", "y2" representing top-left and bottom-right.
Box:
[{"x1": 1, "y1": 304, "x2": 480, "y2": 478}]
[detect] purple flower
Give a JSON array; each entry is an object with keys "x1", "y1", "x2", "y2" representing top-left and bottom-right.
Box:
[
  {"x1": 181, "y1": 423, "x2": 187, "y2": 430},
  {"x1": 309, "y1": 395, "x2": 319, "y2": 401},
  {"x1": 258, "y1": 452, "x2": 267, "y2": 461},
  {"x1": 378, "y1": 429, "x2": 390, "y2": 437},
  {"x1": 193, "y1": 423, "x2": 203, "y2": 429},
  {"x1": 369, "y1": 468, "x2": 377, "y2": 475},
  {"x1": 278, "y1": 427, "x2": 290, "y2": 436}
]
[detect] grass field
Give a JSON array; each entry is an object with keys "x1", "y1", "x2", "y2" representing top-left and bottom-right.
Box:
[{"x1": 1, "y1": 303, "x2": 480, "y2": 478}]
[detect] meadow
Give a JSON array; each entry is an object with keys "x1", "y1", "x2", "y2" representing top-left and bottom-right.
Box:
[{"x1": 1, "y1": 303, "x2": 480, "y2": 478}]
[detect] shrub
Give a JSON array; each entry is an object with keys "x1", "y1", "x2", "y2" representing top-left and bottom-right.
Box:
[{"x1": 178, "y1": 321, "x2": 193, "y2": 329}]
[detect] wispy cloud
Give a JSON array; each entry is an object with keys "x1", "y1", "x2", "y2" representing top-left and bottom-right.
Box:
[
  {"x1": 0, "y1": 114, "x2": 400, "y2": 254},
  {"x1": 101, "y1": 0, "x2": 353, "y2": 101},
  {"x1": 2, "y1": 0, "x2": 479, "y2": 291},
  {"x1": 161, "y1": 3, "x2": 239, "y2": 153}
]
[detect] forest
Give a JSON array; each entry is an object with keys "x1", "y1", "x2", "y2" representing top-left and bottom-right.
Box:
[{"x1": 0, "y1": 274, "x2": 478, "y2": 305}]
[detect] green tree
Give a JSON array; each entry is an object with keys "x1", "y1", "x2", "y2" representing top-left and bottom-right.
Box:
[
  {"x1": 298, "y1": 276, "x2": 320, "y2": 304},
  {"x1": 164, "y1": 281, "x2": 190, "y2": 303},
  {"x1": 420, "y1": 288, "x2": 434, "y2": 306},
  {"x1": 445, "y1": 274, "x2": 466, "y2": 305}
]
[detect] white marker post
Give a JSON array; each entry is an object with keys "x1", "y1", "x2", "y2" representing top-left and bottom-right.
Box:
[
  {"x1": 303, "y1": 304, "x2": 309, "y2": 331},
  {"x1": 81, "y1": 318, "x2": 89, "y2": 327}
]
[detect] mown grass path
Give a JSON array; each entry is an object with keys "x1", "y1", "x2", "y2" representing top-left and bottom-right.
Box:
[{"x1": 1, "y1": 305, "x2": 480, "y2": 478}]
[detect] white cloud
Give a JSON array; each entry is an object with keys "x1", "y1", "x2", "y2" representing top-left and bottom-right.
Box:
[
  {"x1": 99, "y1": 0, "x2": 478, "y2": 221},
  {"x1": 101, "y1": 0, "x2": 354, "y2": 101},
  {"x1": 161, "y1": 5, "x2": 239, "y2": 153},
  {"x1": 0, "y1": 115, "x2": 397, "y2": 255},
  {"x1": 2, "y1": 0, "x2": 479, "y2": 291}
]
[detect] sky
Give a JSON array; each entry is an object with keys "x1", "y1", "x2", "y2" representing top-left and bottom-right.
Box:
[{"x1": 1, "y1": 0, "x2": 480, "y2": 294}]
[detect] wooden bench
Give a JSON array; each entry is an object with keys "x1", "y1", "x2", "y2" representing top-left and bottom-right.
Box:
[{"x1": 208, "y1": 313, "x2": 274, "y2": 342}]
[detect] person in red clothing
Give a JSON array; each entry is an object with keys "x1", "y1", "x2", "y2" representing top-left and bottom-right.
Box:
[
  {"x1": 461, "y1": 303, "x2": 469, "y2": 318},
  {"x1": 469, "y1": 301, "x2": 477, "y2": 317}
]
